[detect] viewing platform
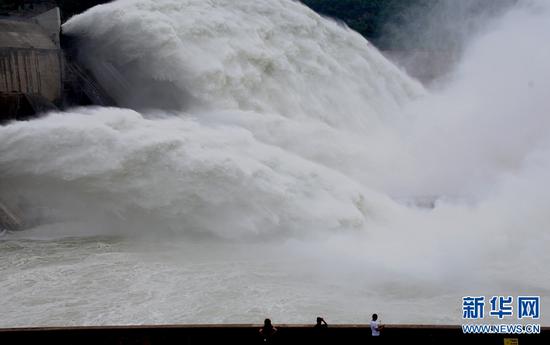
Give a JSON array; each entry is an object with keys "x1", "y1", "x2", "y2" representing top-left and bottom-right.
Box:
[{"x1": 0, "y1": 324, "x2": 548, "y2": 344}]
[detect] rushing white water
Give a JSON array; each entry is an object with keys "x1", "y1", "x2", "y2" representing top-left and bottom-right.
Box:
[{"x1": 1, "y1": 0, "x2": 549, "y2": 326}]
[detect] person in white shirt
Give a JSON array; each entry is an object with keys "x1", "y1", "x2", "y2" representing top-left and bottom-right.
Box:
[{"x1": 370, "y1": 313, "x2": 383, "y2": 336}]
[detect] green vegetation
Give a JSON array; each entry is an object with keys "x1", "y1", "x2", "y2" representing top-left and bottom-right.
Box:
[
  {"x1": 302, "y1": 0, "x2": 518, "y2": 51},
  {"x1": 55, "y1": 0, "x2": 111, "y2": 20},
  {"x1": 0, "y1": 0, "x2": 111, "y2": 20},
  {"x1": 1, "y1": 0, "x2": 423, "y2": 46},
  {"x1": 301, "y1": 0, "x2": 430, "y2": 48},
  {"x1": 3, "y1": 0, "x2": 516, "y2": 52}
]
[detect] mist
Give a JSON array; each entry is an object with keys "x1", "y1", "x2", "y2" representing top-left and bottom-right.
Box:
[{"x1": 380, "y1": 0, "x2": 518, "y2": 84}]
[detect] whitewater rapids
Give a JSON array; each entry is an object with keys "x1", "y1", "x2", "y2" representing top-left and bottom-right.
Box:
[{"x1": 0, "y1": 0, "x2": 549, "y2": 326}]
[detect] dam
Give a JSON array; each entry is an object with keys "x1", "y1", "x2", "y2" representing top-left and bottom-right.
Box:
[
  {"x1": 0, "y1": 7, "x2": 61, "y2": 120},
  {"x1": 0, "y1": 7, "x2": 62, "y2": 229},
  {"x1": 0, "y1": 5, "x2": 113, "y2": 122},
  {"x1": 0, "y1": 5, "x2": 114, "y2": 231}
]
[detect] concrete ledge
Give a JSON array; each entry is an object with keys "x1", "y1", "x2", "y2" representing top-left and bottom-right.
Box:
[{"x1": 0, "y1": 324, "x2": 548, "y2": 344}]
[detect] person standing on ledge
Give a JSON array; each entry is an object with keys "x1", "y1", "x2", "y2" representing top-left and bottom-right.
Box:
[
  {"x1": 259, "y1": 318, "x2": 278, "y2": 343},
  {"x1": 314, "y1": 317, "x2": 328, "y2": 328},
  {"x1": 313, "y1": 317, "x2": 329, "y2": 344},
  {"x1": 371, "y1": 313, "x2": 383, "y2": 336}
]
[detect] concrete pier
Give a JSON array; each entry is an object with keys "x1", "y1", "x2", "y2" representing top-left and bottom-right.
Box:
[
  {"x1": 0, "y1": 6, "x2": 114, "y2": 121},
  {"x1": 0, "y1": 9, "x2": 62, "y2": 103}
]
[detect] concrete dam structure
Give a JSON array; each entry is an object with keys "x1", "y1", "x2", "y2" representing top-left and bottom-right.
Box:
[
  {"x1": 0, "y1": 6, "x2": 114, "y2": 230},
  {"x1": 0, "y1": 324, "x2": 548, "y2": 344},
  {"x1": 0, "y1": 7, "x2": 60, "y2": 230},
  {"x1": 0, "y1": 6, "x2": 114, "y2": 122},
  {"x1": 0, "y1": 7, "x2": 61, "y2": 120}
]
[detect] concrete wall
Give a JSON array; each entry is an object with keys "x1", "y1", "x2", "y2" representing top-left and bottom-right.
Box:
[
  {"x1": 0, "y1": 48, "x2": 61, "y2": 102},
  {"x1": 0, "y1": 10, "x2": 62, "y2": 104},
  {"x1": 0, "y1": 325, "x2": 547, "y2": 345},
  {"x1": 33, "y1": 7, "x2": 61, "y2": 46}
]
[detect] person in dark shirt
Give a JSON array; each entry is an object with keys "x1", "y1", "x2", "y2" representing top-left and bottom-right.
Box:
[
  {"x1": 314, "y1": 317, "x2": 328, "y2": 328},
  {"x1": 313, "y1": 317, "x2": 328, "y2": 344},
  {"x1": 259, "y1": 318, "x2": 278, "y2": 343}
]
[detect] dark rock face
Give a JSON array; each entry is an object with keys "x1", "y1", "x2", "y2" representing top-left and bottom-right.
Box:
[
  {"x1": 0, "y1": 92, "x2": 56, "y2": 122},
  {"x1": 55, "y1": 0, "x2": 112, "y2": 21},
  {"x1": 0, "y1": 0, "x2": 57, "y2": 18},
  {"x1": 1, "y1": 1, "x2": 113, "y2": 22}
]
